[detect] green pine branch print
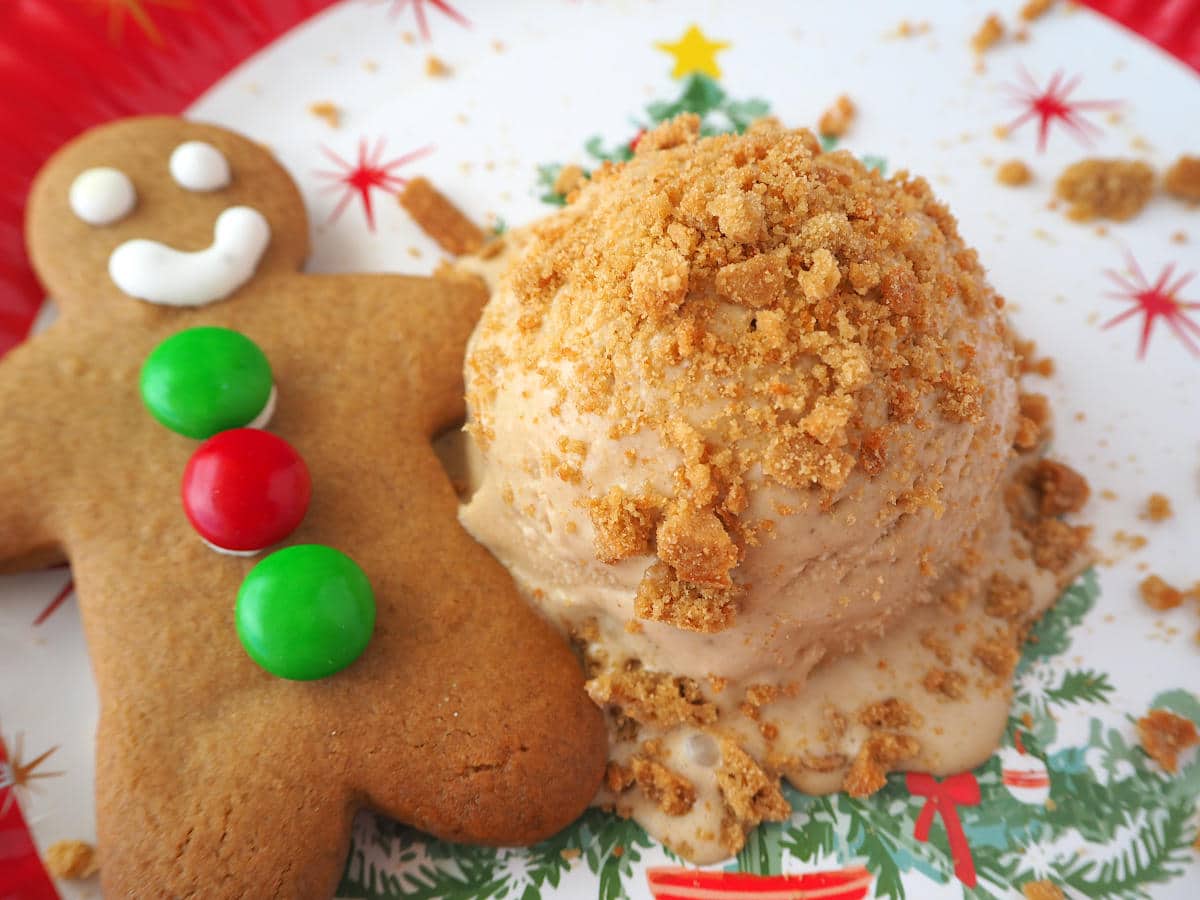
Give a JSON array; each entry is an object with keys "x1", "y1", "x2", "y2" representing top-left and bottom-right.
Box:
[{"x1": 1046, "y1": 669, "x2": 1114, "y2": 706}]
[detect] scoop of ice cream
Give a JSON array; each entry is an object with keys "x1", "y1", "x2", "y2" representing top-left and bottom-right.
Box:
[{"x1": 460, "y1": 115, "x2": 1019, "y2": 685}]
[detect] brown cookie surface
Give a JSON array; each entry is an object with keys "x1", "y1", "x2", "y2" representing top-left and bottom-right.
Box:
[{"x1": 2, "y1": 117, "x2": 605, "y2": 898}]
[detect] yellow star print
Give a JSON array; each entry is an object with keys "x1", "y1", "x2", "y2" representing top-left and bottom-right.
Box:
[{"x1": 655, "y1": 24, "x2": 731, "y2": 80}]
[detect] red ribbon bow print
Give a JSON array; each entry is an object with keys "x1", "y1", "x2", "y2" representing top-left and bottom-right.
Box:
[{"x1": 905, "y1": 772, "x2": 981, "y2": 888}]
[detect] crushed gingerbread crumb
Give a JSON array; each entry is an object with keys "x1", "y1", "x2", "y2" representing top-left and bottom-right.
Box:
[
  {"x1": 656, "y1": 503, "x2": 739, "y2": 588},
  {"x1": 1141, "y1": 492, "x2": 1174, "y2": 522},
  {"x1": 1164, "y1": 155, "x2": 1200, "y2": 203},
  {"x1": 1172, "y1": 230, "x2": 1188, "y2": 244},
  {"x1": 924, "y1": 668, "x2": 967, "y2": 699},
  {"x1": 996, "y1": 159, "x2": 1033, "y2": 186},
  {"x1": 634, "y1": 560, "x2": 742, "y2": 632},
  {"x1": 844, "y1": 733, "x2": 920, "y2": 797},
  {"x1": 1022, "y1": 881, "x2": 1065, "y2": 900},
  {"x1": 1140, "y1": 575, "x2": 1184, "y2": 611},
  {"x1": 398, "y1": 177, "x2": 486, "y2": 256},
  {"x1": 605, "y1": 760, "x2": 635, "y2": 792},
  {"x1": 973, "y1": 634, "x2": 1020, "y2": 678},
  {"x1": 307, "y1": 101, "x2": 341, "y2": 129},
  {"x1": 818, "y1": 95, "x2": 857, "y2": 138},
  {"x1": 1136, "y1": 709, "x2": 1198, "y2": 773},
  {"x1": 1013, "y1": 338, "x2": 1055, "y2": 377},
  {"x1": 984, "y1": 573, "x2": 1033, "y2": 622},
  {"x1": 858, "y1": 698, "x2": 921, "y2": 730},
  {"x1": 586, "y1": 666, "x2": 718, "y2": 728},
  {"x1": 1055, "y1": 158, "x2": 1155, "y2": 222},
  {"x1": 971, "y1": 14, "x2": 1005, "y2": 53},
  {"x1": 1014, "y1": 392, "x2": 1049, "y2": 450},
  {"x1": 586, "y1": 487, "x2": 661, "y2": 563},
  {"x1": 920, "y1": 629, "x2": 953, "y2": 664},
  {"x1": 553, "y1": 163, "x2": 588, "y2": 198},
  {"x1": 424, "y1": 55, "x2": 451, "y2": 77},
  {"x1": 43, "y1": 840, "x2": 98, "y2": 880},
  {"x1": 1020, "y1": 0, "x2": 1056, "y2": 20},
  {"x1": 1028, "y1": 458, "x2": 1090, "y2": 516},
  {"x1": 630, "y1": 755, "x2": 697, "y2": 815},
  {"x1": 716, "y1": 738, "x2": 790, "y2": 847}
]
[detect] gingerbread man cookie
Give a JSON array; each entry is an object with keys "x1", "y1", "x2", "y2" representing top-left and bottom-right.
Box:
[{"x1": 2, "y1": 117, "x2": 605, "y2": 897}]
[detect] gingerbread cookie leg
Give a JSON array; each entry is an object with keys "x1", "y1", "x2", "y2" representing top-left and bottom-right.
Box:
[{"x1": 94, "y1": 704, "x2": 355, "y2": 898}]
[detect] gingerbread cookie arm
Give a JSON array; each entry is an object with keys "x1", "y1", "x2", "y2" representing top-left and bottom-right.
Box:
[
  {"x1": 306, "y1": 272, "x2": 488, "y2": 436},
  {"x1": 0, "y1": 335, "x2": 67, "y2": 572}
]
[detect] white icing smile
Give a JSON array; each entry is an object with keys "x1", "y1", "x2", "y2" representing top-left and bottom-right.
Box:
[{"x1": 107, "y1": 206, "x2": 270, "y2": 306}]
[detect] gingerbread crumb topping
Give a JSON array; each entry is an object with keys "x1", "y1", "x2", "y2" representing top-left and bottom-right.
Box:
[
  {"x1": 467, "y1": 115, "x2": 1020, "y2": 637},
  {"x1": 716, "y1": 738, "x2": 790, "y2": 844},
  {"x1": 843, "y1": 733, "x2": 920, "y2": 797},
  {"x1": 586, "y1": 666, "x2": 718, "y2": 728},
  {"x1": 630, "y1": 755, "x2": 697, "y2": 815}
]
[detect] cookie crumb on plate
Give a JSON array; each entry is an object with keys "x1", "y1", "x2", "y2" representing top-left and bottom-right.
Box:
[
  {"x1": 398, "y1": 177, "x2": 486, "y2": 255},
  {"x1": 308, "y1": 101, "x2": 340, "y2": 129},
  {"x1": 1022, "y1": 881, "x2": 1064, "y2": 900},
  {"x1": 1056, "y1": 158, "x2": 1154, "y2": 221},
  {"x1": 818, "y1": 94, "x2": 856, "y2": 138},
  {"x1": 44, "y1": 840, "x2": 99, "y2": 880},
  {"x1": 971, "y1": 14, "x2": 1005, "y2": 54},
  {"x1": 425, "y1": 55, "x2": 452, "y2": 77},
  {"x1": 1140, "y1": 493, "x2": 1173, "y2": 522},
  {"x1": 1164, "y1": 154, "x2": 1200, "y2": 203},
  {"x1": 1020, "y1": 0, "x2": 1056, "y2": 21},
  {"x1": 1140, "y1": 575, "x2": 1183, "y2": 610},
  {"x1": 1137, "y1": 709, "x2": 1198, "y2": 773},
  {"x1": 996, "y1": 159, "x2": 1032, "y2": 186}
]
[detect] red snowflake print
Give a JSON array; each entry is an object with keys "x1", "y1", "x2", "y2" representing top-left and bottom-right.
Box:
[
  {"x1": 1104, "y1": 253, "x2": 1200, "y2": 358},
  {"x1": 1002, "y1": 67, "x2": 1119, "y2": 151},
  {"x1": 380, "y1": 0, "x2": 470, "y2": 41},
  {"x1": 316, "y1": 138, "x2": 433, "y2": 230},
  {"x1": 74, "y1": 0, "x2": 190, "y2": 45}
]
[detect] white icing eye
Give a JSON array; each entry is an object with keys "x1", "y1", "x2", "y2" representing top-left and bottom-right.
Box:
[
  {"x1": 69, "y1": 167, "x2": 136, "y2": 226},
  {"x1": 170, "y1": 141, "x2": 231, "y2": 192}
]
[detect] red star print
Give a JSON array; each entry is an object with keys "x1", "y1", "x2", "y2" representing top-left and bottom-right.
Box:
[
  {"x1": 1103, "y1": 253, "x2": 1200, "y2": 358},
  {"x1": 1003, "y1": 67, "x2": 1118, "y2": 151},
  {"x1": 384, "y1": 0, "x2": 470, "y2": 41},
  {"x1": 316, "y1": 138, "x2": 433, "y2": 231}
]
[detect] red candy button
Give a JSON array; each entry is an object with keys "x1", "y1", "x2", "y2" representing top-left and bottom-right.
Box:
[{"x1": 182, "y1": 428, "x2": 311, "y2": 554}]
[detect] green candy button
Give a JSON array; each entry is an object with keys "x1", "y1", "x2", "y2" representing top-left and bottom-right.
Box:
[
  {"x1": 141, "y1": 326, "x2": 273, "y2": 439},
  {"x1": 236, "y1": 545, "x2": 376, "y2": 681}
]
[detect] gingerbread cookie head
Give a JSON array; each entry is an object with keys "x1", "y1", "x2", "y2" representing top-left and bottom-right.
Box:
[{"x1": 26, "y1": 116, "x2": 309, "y2": 318}]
